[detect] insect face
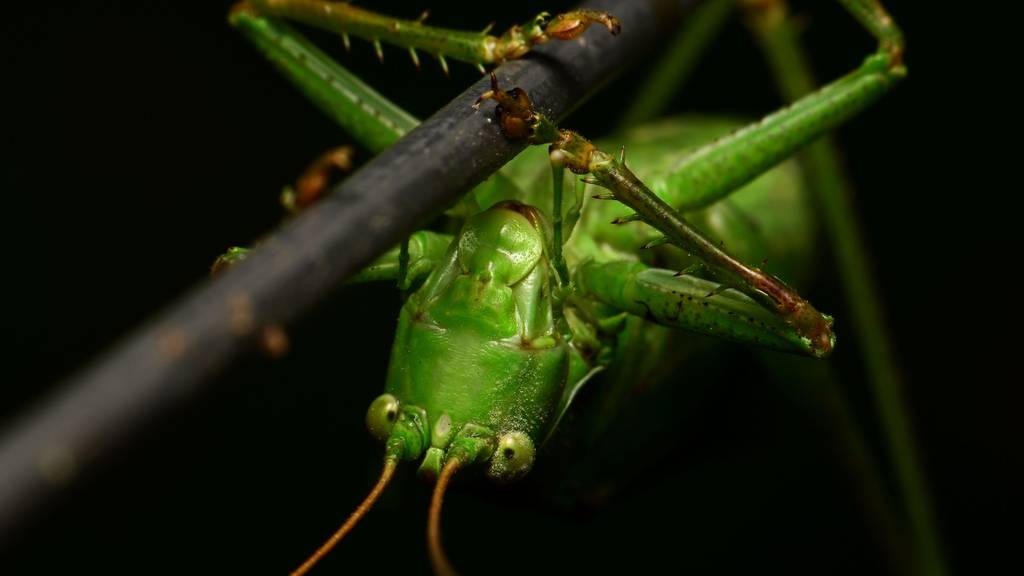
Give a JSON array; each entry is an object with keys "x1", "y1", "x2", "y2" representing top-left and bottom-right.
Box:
[{"x1": 371, "y1": 202, "x2": 579, "y2": 481}]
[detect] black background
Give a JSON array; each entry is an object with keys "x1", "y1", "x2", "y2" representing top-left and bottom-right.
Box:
[{"x1": 4, "y1": 1, "x2": 1003, "y2": 574}]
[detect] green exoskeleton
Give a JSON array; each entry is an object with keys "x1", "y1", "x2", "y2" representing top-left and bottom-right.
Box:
[{"x1": 221, "y1": 1, "x2": 935, "y2": 575}]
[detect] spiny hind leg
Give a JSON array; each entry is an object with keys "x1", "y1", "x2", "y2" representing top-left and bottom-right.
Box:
[{"x1": 243, "y1": 0, "x2": 619, "y2": 72}]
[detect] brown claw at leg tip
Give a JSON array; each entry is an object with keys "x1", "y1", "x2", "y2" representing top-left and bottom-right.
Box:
[
  {"x1": 473, "y1": 73, "x2": 501, "y2": 109},
  {"x1": 600, "y1": 14, "x2": 623, "y2": 36},
  {"x1": 546, "y1": 11, "x2": 621, "y2": 40}
]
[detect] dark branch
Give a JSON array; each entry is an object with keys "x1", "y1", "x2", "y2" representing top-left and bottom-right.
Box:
[{"x1": 0, "y1": 0, "x2": 696, "y2": 536}]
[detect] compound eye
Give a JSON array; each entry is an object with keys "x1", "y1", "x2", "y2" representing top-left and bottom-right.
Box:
[
  {"x1": 365, "y1": 394, "x2": 400, "y2": 442},
  {"x1": 487, "y1": 431, "x2": 535, "y2": 483}
]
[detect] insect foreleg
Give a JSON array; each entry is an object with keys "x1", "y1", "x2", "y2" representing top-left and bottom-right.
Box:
[
  {"x1": 576, "y1": 260, "x2": 823, "y2": 357},
  {"x1": 346, "y1": 231, "x2": 452, "y2": 286},
  {"x1": 212, "y1": 231, "x2": 450, "y2": 285},
  {"x1": 243, "y1": 0, "x2": 620, "y2": 72}
]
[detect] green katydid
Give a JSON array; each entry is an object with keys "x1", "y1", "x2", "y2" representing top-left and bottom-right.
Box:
[{"x1": 220, "y1": 1, "x2": 936, "y2": 574}]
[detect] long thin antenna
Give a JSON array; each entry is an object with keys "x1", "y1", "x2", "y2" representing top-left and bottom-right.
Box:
[
  {"x1": 291, "y1": 458, "x2": 398, "y2": 576},
  {"x1": 427, "y1": 458, "x2": 462, "y2": 576}
]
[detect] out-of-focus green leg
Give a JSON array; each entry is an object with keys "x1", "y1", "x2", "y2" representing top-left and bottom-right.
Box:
[
  {"x1": 746, "y1": 3, "x2": 945, "y2": 575},
  {"x1": 646, "y1": 0, "x2": 905, "y2": 212},
  {"x1": 617, "y1": 0, "x2": 736, "y2": 129},
  {"x1": 651, "y1": 49, "x2": 904, "y2": 211},
  {"x1": 756, "y1": 351, "x2": 911, "y2": 574}
]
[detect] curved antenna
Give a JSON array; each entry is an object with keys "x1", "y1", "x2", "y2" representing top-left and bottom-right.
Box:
[
  {"x1": 291, "y1": 457, "x2": 398, "y2": 576},
  {"x1": 427, "y1": 458, "x2": 462, "y2": 576}
]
